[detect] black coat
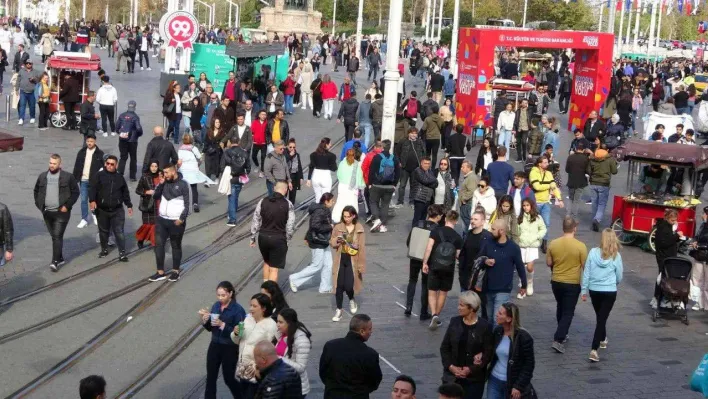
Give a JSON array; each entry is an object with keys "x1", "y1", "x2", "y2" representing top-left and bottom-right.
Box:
[
  {"x1": 337, "y1": 98, "x2": 359, "y2": 124},
  {"x1": 143, "y1": 136, "x2": 179, "y2": 173},
  {"x1": 565, "y1": 153, "x2": 589, "y2": 189},
  {"x1": 410, "y1": 167, "x2": 438, "y2": 203},
  {"x1": 12, "y1": 51, "x2": 29, "y2": 73},
  {"x1": 306, "y1": 202, "x2": 333, "y2": 249},
  {"x1": 265, "y1": 119, "x2": 290, "y2": 145},
  {"x1": 655, "y1": 218, "x2": 680, "y2": 266},
  {"x1": 691, "y1": 222, "x2": 708, "y2": 261},
  {"x1": 254, "y1": 359, "x2": 302, "y2": 399},
  {"x1": 72, "y1": 146, "x2": 105, "y2": 182},
  {"x1": 475, "y1": 145, "x2": 498, "y2": 176},
  {"x1": 583, "y1": 118, "x2": 606, "y2": 142},
  {"x1": 80, "y1": 101, "x2": 97, "y2": 131},
  {"x1": 89, "y1": 170, "x2": 133, "y2": 210},
  {"x1": 489, "y1": 327, "x2": 536, "y2": 398},
  {"x1": 0, "y1": 202, "x2": 14, "y2": 251},
  {"x1": 440, "y1": 316, "x2": 494, "y2": 384},
  {"x1": 319, "y1": 332, "x2": 383, "y2": 399},
  {"x1": 513, "y1": 107, "x2": 533, "y2": 132},
  {"x1": 135, "y1": 173, "x2": 158, "y2": 223},
  {"x1": 33, "y1": 170, "x2": 80, "y2": 212},
  {"x1": 59, "y1": 77, "x2": 81, "y2": 103}
]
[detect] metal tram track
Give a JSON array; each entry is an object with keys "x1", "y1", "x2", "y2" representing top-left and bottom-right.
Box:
[{"x1": 0, "y1": 135, "x2": 346, "y2": 310}]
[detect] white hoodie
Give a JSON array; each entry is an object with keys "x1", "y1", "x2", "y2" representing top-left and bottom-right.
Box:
[{"x1": 96, "y1": 84, "x2": 118, "y2": 106}]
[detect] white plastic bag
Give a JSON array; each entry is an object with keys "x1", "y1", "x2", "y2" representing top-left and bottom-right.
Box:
[{"x1": 217, "y1": 166, "x2": 231, "y2": 195}]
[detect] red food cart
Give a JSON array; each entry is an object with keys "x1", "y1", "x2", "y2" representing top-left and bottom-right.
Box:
[
  {"x1": 46, "y1": 51, "x2": 101, "y2": 128},
  {"x1": 610, "y1": 140, "x2": 706, "y2": 251}
]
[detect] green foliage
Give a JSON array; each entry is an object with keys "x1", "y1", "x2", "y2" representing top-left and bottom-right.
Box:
[{"x1": 439, "y1": 27, "x2": 451, "y2": 45}]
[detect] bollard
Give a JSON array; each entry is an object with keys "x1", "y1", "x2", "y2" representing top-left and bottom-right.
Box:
[{"x1": 5, "y1": 94, "x2": 9, "y2": 122}]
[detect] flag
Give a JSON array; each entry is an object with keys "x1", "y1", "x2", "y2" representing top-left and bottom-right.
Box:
[
  {"x1": 607, "y1": 0, "x2": 611, "y2": 7},
  {"x1": 667, "y1": 0, "x2": 673, "y2": 14},
  {"x1": 686, "y1": 0, "x2": 692, "y2": 14},
  {"x1": 625, "y1": 0, "x2": 632, "y2": 10},
  {"x1": 678, "y1": 0, "x2": 683, "y2": 13},
  {"x1": 662, "y1": 0, "x2": 667, "y2": 12},
  {"x1": 616, "y1": 0, "x2": 622, "y2": 10}
]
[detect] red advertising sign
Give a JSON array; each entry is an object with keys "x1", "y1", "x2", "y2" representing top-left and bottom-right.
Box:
[{"x1": 159, "y1": 11, "x2": 199, "y2": 50}]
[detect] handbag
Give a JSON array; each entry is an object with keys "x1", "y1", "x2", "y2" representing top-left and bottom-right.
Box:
[
  {"x1": 138, "y1": 195, "x2": 154, "y2": 212},
  {"x1": 162, "y1": 102, "x2": 175, "y2": 115},
  {"x1": 308, "y1": 229, "x2": 330, "y2": 246},
  {"x1": 217, "y1": 166, "x2": 232, "y2": 195}
]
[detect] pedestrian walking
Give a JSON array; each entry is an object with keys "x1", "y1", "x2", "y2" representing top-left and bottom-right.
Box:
[
  {"x1": 307, "y1": 137, "x2": 338, "y2": 204},
  {"x1": 72, "y1": 135, "x2": 104, "y2": 229},
  {"x1": 273, "y1": 308, "x2": 313, "y2": 397},
  {"x1": 471, "y1": 177, "x2": 496, "y2": 228},
  {"x1": 331, "y1": 149, "x2": 365, "y2": 223},
  {"x1": 337, "y1": 92, "x2": 359, "y2": 142},
  {"x1": 204, "y1": 118, "x2": 225, "y2": 180},
  {"x1": 90, "y1": 155, "x2": 133, "y2": 261},
  {"x1": 252, "y1": 341, "x2": 303, "y2": 399},
  {"x1": 135, "y1": 160, "x2": 161, "y2": 248},
  {"x1": 266, "y1": 108, "x2": 291, "y2": 146},
  {"x1": 34, "y1": 154, "x2": 79, "y2": 271},
  {"x1": 198, "y1": 280, "x2": 246, "y2": 399},
  {"x1": 515, "y1": 198, "x2": 546, "y2": 299},
  {"x1": 223, "y1": 112, "x2": 253, "y2": 153},
  {"x1": 459, "y1": 210, "x2": 493, "y2": 310},
  {"x1": 282, "y1": 72, "x2": 296, "y2": 114},
  {"x1": 96, "y1": 76, "x2": 118, "y2": 136},
  {"x1": 487, "y1": 147, "x2": 515, "y2": 202},
  {"x1": 368, "y1": 140, "x2": 400, "y2": 233},
  {"x1": 546, "y1": 216, "x2": 587, "y2": 353},
  {"x1": 582, "y1": 229, "x2": 623, "y2": 362},
  {"x1": 410, "y1": 157, "x2": 438, "y2": 227},
  {"x1": 405, "y1": 204, "x2": 444, "y2": 320},
  {"x1": 652, "y1": 209, "x2": 682, "y2": 309},
  {"x1": 331, "y1": 206, "x2": 367, "y2": 322},
  {"x1": 250, "y1": 110, "x2": 268, "y2": 177},
  {"x1": 440, "y1": 291, "x2": 494, "y2": 399},
  {"x1": 289, "y1": 193, "x2": 335, "y2": 293},
  {"x1": 116, "y1": 100, "x2": 143, "y2": 181},
  {"x1": 80, "y1": 90, "x2": 99, "y2": 138},
  {"x1": 458, "y1": 161, "x2": 477, "y2": 237},
  {"x1": 285, "y1": 139, "x2": 304, "y2": 204},
  {"x1": 17, "y1": 59, "x2": 41, "y2": 125},
  {"x1": 260, "y1": 280, "x2": 290, "y2": 321},
  {"x1": 587, "y1": 147, "x2": 618, "y2": 232},
  {"x1": 529, "y1": 155, "x2": 564, "y2": 253},
  {"x1": 320, "y1": 74, "x2": 338, "y2": 120},
  {"x1": 347, "y1": 53, "x2": 359, "y2": 86},
  {"x1": 0, "y1": 201, "x2": 14, "y2": 267},
  {"x1": 565, "y1": 142, "x2": 590, "y2": 221},
  {"x1": 474, "y1": 138, "x2": 497, "y2": 178},
  {"x1": 319, "y1": 314, "x2": 383, "y2": 397},
  {"x1": 178, "y1": 134, "x2": 213, "y2": 213},
  {"x1": 250, "y1": 180, "x2": 296, "y2": 283},
  {"x1": 300, "y1": 61, "x2": 314, "y2": 110},
  {"x1": 394, "y1": 127, "x2": 426, "y2": 209},
  {"x1": 265, "y1": 84, "x2": 284, "y2": 118},
  {"x1": 690, "y1": 208, "x2": 708, "y2": 311},
  {"x1": 263, "y1": 140, "x2": 292, "y2": 196},
  {"x1": 35, "y1": 72, "x2": 50, "y2": 130},
  {"x1": 59, "y1": 73, "x2": 81, "y2": 130},
  {"x1": 221, "y1": 135, "x2": 250, "y2": 226},
  {"x1": 230, "y1": 293, "x2": 277, "y2": 399},
  {"x1": 142, "y1": 126, "x2": 180, "y2": 172},
  {"x1": 487, "y1": 303, "x2": 537, "y2": 399},
  {"x1": 496, "y1": 103, "x2": 515, "y2": 150},
  {"x1": 148, "y1": 163, "x2": 190, "y2": 282},
  {"x1": 422, "y1": 104, "x2": 444, "y2": 165},
  {"x1": 508, "y1": 171, "x2": 535, "y2": 217},
  {"x1": 163, "y1": 82, "x2": 183, "y2": 144},
  {"x1": 512, "y1": 99, "x2": 532, "y2": 162}
]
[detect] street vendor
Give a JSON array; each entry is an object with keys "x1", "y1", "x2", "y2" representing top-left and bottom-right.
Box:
[{"x1": 639, "y1": 164, "x2": 669, "y2": 193}]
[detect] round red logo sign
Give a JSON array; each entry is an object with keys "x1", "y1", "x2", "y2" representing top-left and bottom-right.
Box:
[{"x1": 159, "y1": 11, "x2": 199, "y2": 49}]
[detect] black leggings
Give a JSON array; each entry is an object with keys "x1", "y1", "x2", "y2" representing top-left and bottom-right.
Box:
[
  {"x1": 190, "y1": 184, "x2": 199, "y2": 205},
  {"x1": 205, "y1": 342, "x2": 240, "y2": 399},
  {"x1": 589, "y1": 290, "x2": 616, "y2": 350},
  {"x1": 154, "y1": 217, "x2": 185, "y2": 272},
  {"x1": 252, "y1": 144, "x2": 267, "y2": 169},
  {"x1": 336, "y1": 255, "x2": 355, "y2": 309},
  {"x1": 100, "y1": 104, "x2": 115, "y2": 133}
]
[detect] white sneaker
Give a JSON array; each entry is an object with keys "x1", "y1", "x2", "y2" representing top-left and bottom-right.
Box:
[
  {"x1": 649, "y1": 297, "x2": 658, "y2": 309},
  {"x1": 77, "y1": 219, "x2": 88, "y2": 229},
  {"x1": 29, "y1": 118, "x2": 35, "y2": 124},
  {"x1": 527, "y1": 272, "x2": 534, "y2": 296},
  {"x1": 599, "y1": 338, "x2": 608, "y2": 349},
  {"x1": 350, "y1": 299, "x2": 358, "y2": 314},
  {"x1": 370, "y1": 219, "x2": 382, "y2": 232},
  {"x1": 103, "y1": 132, "x2": 108, "y2": 137},
  {"x1": 289, "y1": 279, "x2": 298, "y2": 293},
  {"x1": 141, "y1": 66, "x2": 144, "y2": 70},
  {"x1": 111, "y1": 132, "x2": 116, "y2": 136},
  {"x1": 17, "y1": 119, "x2": 23, "y2": 125},
  {"x1": 517, "y1": 292, "x2": 527, "y2": 299},
  {"x1": 378, "y1": 225, "x2": 388, "y2": 233},
  {"x1": 147, "y1": 67, "x2": 152, "y2": 71},
  {"x1": 332, "y1": 309, "x2": 343, "y2": 322},
  {"x1": 692, "y1": 303, "x2": 701, "y2": 311}
]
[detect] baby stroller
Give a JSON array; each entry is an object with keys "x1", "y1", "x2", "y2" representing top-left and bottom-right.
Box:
[{"x1": 653, "y1": 255, "x2": 693, "y2": 325}]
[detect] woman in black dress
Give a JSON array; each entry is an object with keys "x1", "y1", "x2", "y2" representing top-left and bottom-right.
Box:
[
  {"x1": 285, "y1": 138, "x2": 304, "y2": 204},
  {"x1": 203, "y1": 118, "x2": 225, "y2": 181}
]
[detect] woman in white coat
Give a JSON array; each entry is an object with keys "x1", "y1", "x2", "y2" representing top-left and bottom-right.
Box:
[
  {"x1": 231, "y1": 293, "x2": 277, "y2": 399},
  {"x1": 274, "y1": 308, "x2": 312, "y2": 397},
  {"x1": 331, "y1": 148, "x2": 364, "y2": 223},
  {"x1": 471, "y1": 177, "x2": 497, "y2": 229},
  {"x1": 178, "y1": 134, "x2": 215, "y2": 213},
  {"x1": 299, "y1": 61, "x2": 314, "y2": 110}
]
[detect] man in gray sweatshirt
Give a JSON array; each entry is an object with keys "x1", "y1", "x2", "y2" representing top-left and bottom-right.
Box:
[
  {"x1": 18, "y1": 60, "x2": 42, "y2": 125},
  {"x1": 263, "y1": 140, "x2": 292, "y2": 196}
]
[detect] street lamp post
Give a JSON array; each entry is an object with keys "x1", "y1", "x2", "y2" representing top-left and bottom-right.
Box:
[
  {"x1": 380, "y1": 0, "x2": 403, "y2": 143},
  {"x1": 522, "y1": 0, "x2": 528, "y2": 27},
  {"x1": 424, "y1": 0, "x2": 431, "y2": 41},
  {"x1": 64, "y1": 0, "x2": 69, "y2": 22},
  {"x1": 82, "y1": 0, "x2": 86, "y2": 20},
  {"x1": 331, "y1": 0, "x2": 336, "y2": 36},
  {"x1": 436, "y1": 0, "x2": 443, "y2": 42},
  {"x1": 633, "y1": 0, "x2": 641, "y2": 50},
  {"x1": 647, "y1": 0, "x2": 657, "y2": 56},
  {"x1": 450, "y1": 0, "x2": 460, "y2": 75},
  {"x1": 355, "y1": 0, "x2": 363, "y2": 58},
  {"x1": 430, "y1": 0, "x2": 437, "y2": 42},
  {"x1": 226, "y1": 0, "x2": 240, "y2": 28}
]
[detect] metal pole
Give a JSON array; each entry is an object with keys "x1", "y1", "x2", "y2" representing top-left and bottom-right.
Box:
[
  {"x1": 633, "y1": 0, "x2": 641, "y2": 50},
  {"x1": 625, "y1": 2, "x2": 633, "y2": 46},
  {"x1": 617, "y1": 0, "x2": 625, "y2": 54},
  {"x1": 225, "y1": 1, "x2": 240, "y2": 28},
  {"x1": 608, "y1": 0, "x2": 617, "y2": 35},
  {"x1": 598, "y1": 6, "x2": 603, "y2": 32},
  {"x1": 522, "y1": 0, "x2": 528, "y2": 27},
  {"x1": 450, "y1": 0, "x2": 460, "y2": 75},
  {"x1": 229, "y1": 3, "x2": 232, "y2": 27},
  {"x1": 65, "y1": 0, "x2": 69, "y2": 23},
  {"x1": 424, "y1": 0, "x2": 431, "y2": 41},
  {"x1": 647, "y1": 0, "x2": 657, "y2": 56},
  {"x1": 431, "y1": 0, "x2": 437, "y2": 42},
  {"x1": 331, "y1": 0, "x2": 336, "y2": 36},
  {"x1": 655, "y1": 0, "x2": 663, "y2": 48},
  {"x1": 381, "y1": 0, "x2": 403, "y2": 143},
  {"x1": 134, "y1": 0, "x2": 139, "y2": 26},
  {"x1": 82, "y1": 0, "x2": 86, "y2": 20},
  {"x1": 5, "y1": 95, "x2": 9, "y2": 122},
  {"x1": 211, "y1": 2, "x2": 215, "y2": 26},
  {"x1": 355, "y1": 0, "x2": 363, "y2": 58},
  {"x1": 436, "y1": 0, "x2": 443, "y2": 42}
]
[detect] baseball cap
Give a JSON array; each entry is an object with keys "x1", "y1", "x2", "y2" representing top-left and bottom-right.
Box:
[{"x1": 127, "y1": 100, "x2": 136, "y2": 110}]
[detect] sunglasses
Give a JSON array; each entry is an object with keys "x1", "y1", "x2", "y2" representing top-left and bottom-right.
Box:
[
  {"x1": 478, "y1": 184, "x2": 487, "y2": 189},
  {"x1": 106, "y1": 162, "x2": 116, "y2": 166},
  {"x1": 440, "y1": 162, "x2": 448, "y2": 166}
]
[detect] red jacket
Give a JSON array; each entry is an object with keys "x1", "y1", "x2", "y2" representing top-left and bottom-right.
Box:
[
  {"x1": 251, "y1": 119, "x2": 267, "y2": 145},
  {"x1": 362, "y1": 148, "x2": 383, "y2": 185},
  {"x1": 320, "y1": 81, "x2": 338, "y2": 100},
  {"x1": 282, "y1": 77, "x2": 296, "y2": 95}
]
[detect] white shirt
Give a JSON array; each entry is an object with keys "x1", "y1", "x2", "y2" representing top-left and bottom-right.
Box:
[
  {"x1": 514, "y1": 189, "x2": 522, "y2": 217},
  {"x1": 434, "y1": 173, "x2": 446, "y2": 205},
  {"x1": 174, "y1": 93, "x2": 182, "y2": 114},
  {"x1": 497, "y1": 110, "x2": 515, "y2": 131},
  {"x1": 140, "y1": 36, "x2": 148, "y2": 51},
  {"x1": 81, "y1": 147, "x2": 96, "y2": 181},
  {"x1": 483, "y1": 151, "x2": 493, "y2": 171},
  {"x1": 237, "y1": 124, "x2": 246, "y2": 139},
  {"x1": 243, "y1": 109, "x2": 253, "y2": 127}
]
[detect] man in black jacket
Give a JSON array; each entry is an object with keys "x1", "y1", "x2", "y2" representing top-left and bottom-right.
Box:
[
  {"x1": 59, "y1": 74, "x2": 82, "y2": 130},
  {"x1": 421, "y1": 92, "x2": 438, "y2": 121},
  {"x1": 149, "y1": 164, "x2": 190, "y2": 282},
  {"x1": 116, "y1": 100, "x2": 143, "y2": 181},
  {"x1": 80, "y1": 91, "x2": 100, "y2": 138},
  {"x1": 558, "y1": 70, "x2": 572, "y2": 114},
  {"x1": 429, "y1": 71, "x2": 445, "y2": 104},
  {"x1": 337, "y1": 93, "x2": 359, "y2": 142},
  {"x1": 405, "y1": 204, "x2": 444, "y2": 320},
  {"x1": 347, "y1": 54, "x2": 360, "y2": 87},
  {"x1": 265, "y1": 110, "x2": 290, "y2": 144},
  {"x1": 565, "y1": 142, "x2": 590, "y2": 220},
  {"x1": 512, "y1": 98, "x2": 533, "y2": 162},
  {"x1": 89, "y1": 155, "x2": 133, "y2": 261},
  {"x1": 394, "y1": 127, "x2": 426, "y2": 207},
  {"x1": 410, "y1": 156, "x2": 438, "y2": 227},
  {"x1": 253, "y1": 341, "x2": 302, "y2": 399},
  {"x1": 142, "y1": 126, "x2": 180, "y2": 172},
  {"x1": 33, "y1": 154, "x2": 80, "y2": 271},
  {"x1": 73, "y1": 135, "x2": 105, "y2": 229},
  {"x1": 582, "y1": 110, "x2": 605, "y2": 145},
  {"x1": 319, "y1": 314, "x2": 382, "y2": 398},
  {"x1": 0, "y1": 201, "x2": 14, "y2": 267},
  {"x1": 12, "y1": 43, "x2": 28, "y2": 73}
]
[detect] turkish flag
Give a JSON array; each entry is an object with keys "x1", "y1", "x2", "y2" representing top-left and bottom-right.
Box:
[
  {"x1": 616, "y1": 0, "x2": 622, "y2": 10},
  {"x1": 687, "y1": 1, "x2": 692, "y2": 14}
]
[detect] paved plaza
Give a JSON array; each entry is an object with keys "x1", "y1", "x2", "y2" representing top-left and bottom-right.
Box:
[{"x1": 0, "y1": 48, "x2": 705, "y2": 399}]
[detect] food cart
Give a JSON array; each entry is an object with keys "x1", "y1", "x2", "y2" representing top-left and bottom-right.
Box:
[
  {"x1": 611, "y1": 140, "x2": 706, "y2": 251},
  {"x1": 46, "y1": 52, "x2": 102, "y2": 128}
]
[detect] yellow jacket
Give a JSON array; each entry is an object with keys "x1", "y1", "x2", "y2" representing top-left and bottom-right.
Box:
[{"x1": 529, "y1": 166, "x2": 560, "y2": 203}]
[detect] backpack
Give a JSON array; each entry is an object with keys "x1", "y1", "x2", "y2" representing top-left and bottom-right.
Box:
[
  {"x1": 228, "y1": 149, "x2": 247, "y2": 176},
  {"x1": 408, "y1": 221, "x2": 432, "y2": 260},
  {"x1": 405, "y1": 99, "x2": 418, "y2": 118},
  {"x1": 377, "y1": 153, "x2": 396, "y2": 184},
  {"x1": 430, "y1": 229, "x2": 457, "y2": 272}
]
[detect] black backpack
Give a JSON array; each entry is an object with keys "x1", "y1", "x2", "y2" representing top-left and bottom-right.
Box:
[
  {"x1": 228, "y1": 148, "x2": 247, "y2": 176},
  {"x1": 430, "y1": 229, "x2": 457, "y2": 272}
]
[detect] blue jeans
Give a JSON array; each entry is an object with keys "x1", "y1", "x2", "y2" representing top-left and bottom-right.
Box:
[
  {"x1": 497, "y1": 128, "x2": 512, "y2": 150},
  {"x1": 289, "y1": 248, "x2": 333, "y2": 292},
  {"x1": 284, "y1": 94, "x2": 294, "y2": 114},
  {"x1": 80, "y1": 180, "x2": 90, "y2": 221},
  {"x1": 485, "y1": 291, "x2": 510, "y2": 328},
  {"x1": 266, "y1": 180, "x2": 274, "y2": 196},
  {"x1": 590, "y1": 185, "x2": 610, "y2": 224},
  {"x1": 486, "y1": 375, "x2": 508, "y2": 399},
  {"x1": 677, "y1": 107, "x2": 689, "y2": 115},
  {"x1": 227, "y1": 183, "x2": 243, "y2": 222},
  {"x1": 359, "y1": 122, "x2": 373, "y2": 148},
  {"x1": 168, "y1": 115, "x2": 182, "y2": 144},
  {"x1": 537, "y1": 201, "x2": 551, "y2": 240},
  {"x1": 18, "y1": 91, "x2": 36, "y2": 120}
]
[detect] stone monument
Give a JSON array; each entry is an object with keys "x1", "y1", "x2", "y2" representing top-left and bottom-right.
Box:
[{"x1": 259, "y1": 0, "x2": 323, "y2": 38}]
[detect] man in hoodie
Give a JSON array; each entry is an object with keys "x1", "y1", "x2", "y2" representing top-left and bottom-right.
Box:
[
  {"x1": 565, "y1": 143, "x2": 590, "y2": 220},
  {"x1": 394, "y1": 127, "x2": 426, "y2": 208},
  {"x1": 371, "y1": 93, "x2": 384, "y2": 140},
  {"x1": 410, "y1": 157, "x2": 438, "y2": 227},
  {"x1": 340, "y1": 129, "x2": 367, "y2": 161},
  {"x1": 546, "y1": 216, "x2": 588, "y2": 354},
  {"x1": 95, "y1": 76, "x2": 118, "y2": 137},
  {"x1": 263, "y1": 140, "x2": 292, "y2": 196},
  {"x1": 587, "y1": 148, "x2": 618, "y2": 232},
  {"x1": 337, "y1": 91, "x2": 359, "y2": 142},
  {"x1": 478, "y1": 219, "x2": 527, "y2": 328},
  {"x1": 356, "y1": 94, "x2": 374, "y2": 148},
  {"x1": 368, "y1": 140, "x2": 401, "y2": 233},
  {"x1": 89, "y1": 155, "x2": 133, "y2": 262},
  {"x1": 422, "y1": 103, "x2": 444, "y2": 165},
  {"x1": 80, "y1": 91, "x2": 100, "y2": 138},
  {"x1": 143, "y1": 126, "x2": 179, "y2": 172},
  {"x1": 116, "y1": 100, "x2": 143, "y2": 181},
  {"x1": 221, "y1": 136, "x2": 251, "y2": 226},
  {"x1": 148, "y1": 164, "x2": 191, "y2": 282}
]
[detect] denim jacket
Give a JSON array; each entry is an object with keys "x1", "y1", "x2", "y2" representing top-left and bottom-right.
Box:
[{"x1": 203, "y1": 300, "x2": 246, "y2": 345}]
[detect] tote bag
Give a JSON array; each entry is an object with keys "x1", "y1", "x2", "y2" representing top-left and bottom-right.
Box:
[{"x1": 217, "y1": 166, "x2": 232, "y2": 195}]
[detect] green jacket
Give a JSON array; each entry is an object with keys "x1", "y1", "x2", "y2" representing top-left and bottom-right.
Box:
[
  {"x1": 587, "y1": 155, "x2": 618, "y2": 187},
  {"x1": 516, "y1": 213, "x2": 547, "y2": 248},
  {"x1": 422, "y1": 113, "x2": 444, "y2": 140}
]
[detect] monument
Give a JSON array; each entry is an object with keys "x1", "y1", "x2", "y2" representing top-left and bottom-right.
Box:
[{"x1": 259, "y1": 0, "x2": 323, "y2": 38}]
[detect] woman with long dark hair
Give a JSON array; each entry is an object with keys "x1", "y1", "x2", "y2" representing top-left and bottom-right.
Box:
[
  {"x1": 198, "y1": 281, "x2": 246, "y2": 399},
  {"x1": 260, "y1": 280, "x2": 290, "y2": 321},
  {"x1": 274, "y1": 308, "x2": 313, "y2": 397},
  {"x1": 285, "y1": 138, "x2": 304, "y2": 204},
  {"x1": 489, "y1": 195, "x2": 518, "y2": 242},
  {"x1": 135, "y1": 160, "x2": 161, "y2": 248},
  {"x1": 203, "y1": 118, "x2": 225, "y2": 180},
  {"x1": 331, "y1": 205, "x2": 367, "y2": 322},
  {"x1": 516, "y1": 198, "x2": 546, "y2": 299},
  {"x1": 163, "y1": 81, "x2": 183, "y2": 144},
  {"x1": 331, "y1": 148, "x2": 364, "y2": 223},
  {"x1": 307, "y1": 137, "x2": 338, "y2": 203}
]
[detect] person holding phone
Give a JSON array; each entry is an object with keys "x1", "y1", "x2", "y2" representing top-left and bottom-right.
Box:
[{"x1": 199, "y1": 281, "x2": 246, "y2": 399}]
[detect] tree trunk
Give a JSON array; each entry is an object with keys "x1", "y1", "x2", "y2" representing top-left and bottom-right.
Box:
[{"x1": 410, "y1": 0, "x2": 417, "y2": 24}]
